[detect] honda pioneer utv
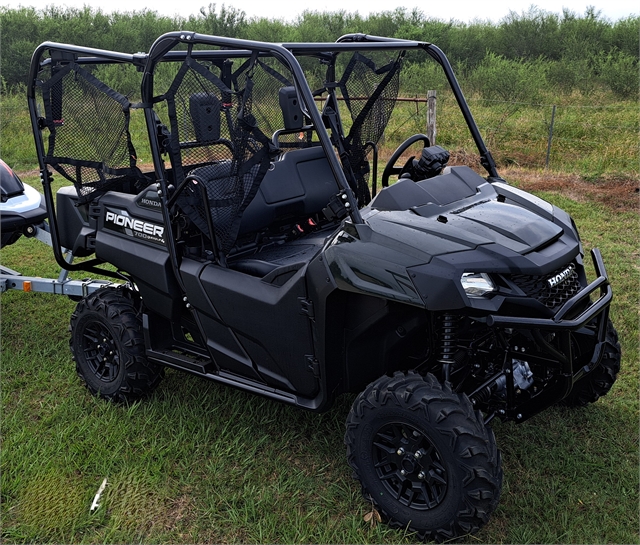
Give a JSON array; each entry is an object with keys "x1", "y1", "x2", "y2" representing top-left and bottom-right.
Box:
[{"x1": 23, "y1": 32, "x2": 619, "y2": 541}]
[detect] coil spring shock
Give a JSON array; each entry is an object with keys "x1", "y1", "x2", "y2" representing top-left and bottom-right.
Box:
[{"x1": 438, "y1": 314, "x2": 459, "y2": 382}]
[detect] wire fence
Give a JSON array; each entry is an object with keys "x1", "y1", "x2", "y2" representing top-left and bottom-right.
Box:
[{"x1": 381, "y1": 93, "x2": 638, "y2": 175}]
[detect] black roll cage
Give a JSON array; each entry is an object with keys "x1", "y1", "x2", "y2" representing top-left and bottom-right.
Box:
[{"x1": 27, "y1": 32, "x2": 499, "y2": 281}]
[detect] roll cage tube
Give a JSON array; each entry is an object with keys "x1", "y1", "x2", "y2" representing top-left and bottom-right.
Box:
[{"x1": 422, "y1": 43, "x2": 499, "y2": 178}]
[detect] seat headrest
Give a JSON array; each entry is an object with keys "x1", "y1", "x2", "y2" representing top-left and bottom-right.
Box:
[{"x1": 279, "y1": 86, "x2": 304, "y2": 131}]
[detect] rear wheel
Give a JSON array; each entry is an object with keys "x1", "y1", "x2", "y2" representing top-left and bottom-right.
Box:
[
  {"x1": 345, "y1": 372, "x2": 502, "y2": 542},
  {"x1": 564, "y1": 320, "x2": 621, "y2": 407},
  {"x1": 70, "y1": 287, "x2": 163, "y2": 402}
]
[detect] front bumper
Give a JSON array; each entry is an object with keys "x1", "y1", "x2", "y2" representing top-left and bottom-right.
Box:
[
  {"x1": 486, "y1": 249, "x2": 611, "y2": 332},
  {"x1": 484, "y1": 249, "x2": 613, "y2": 421}
]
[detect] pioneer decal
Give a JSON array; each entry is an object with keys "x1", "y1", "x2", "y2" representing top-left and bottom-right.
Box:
[
  {"x1": 104, "y1": 209, "x2": 165, "y2": 245},
  {"x1": 547, "y1": 264, "x2": 574, "y2": 288}
]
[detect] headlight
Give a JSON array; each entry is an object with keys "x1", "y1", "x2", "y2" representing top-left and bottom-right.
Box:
[{"x1": 461, "y1": 272, "x2": 496, "y2": 298}]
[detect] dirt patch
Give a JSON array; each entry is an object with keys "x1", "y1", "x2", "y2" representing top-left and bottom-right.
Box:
[
  {"x1": 160, "y1": 493, "x2": 197, "y2": 531},
  {"x1": 15, "y1": 168, "x2": 41, "y2": 180},
  {"x1": 501, "y1": 168, "x2": 639, "y2": 213},
  {"x1": 448, "y1": 149, "x2": 484, "y2": 171},
  {"x1": 446, "y1": 151, "x2": 639, "y2": 213}
]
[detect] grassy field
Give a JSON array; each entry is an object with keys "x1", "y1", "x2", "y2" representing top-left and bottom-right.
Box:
[
  {"x1": 1, "y1": 90, "x2": 638, "y2": 179},
  {"x1": 382, "y1": 93, "x2": 639, "y2": 178},
  {"x1": 1, "y1": 165, "x2": 638, "y2": 543}
]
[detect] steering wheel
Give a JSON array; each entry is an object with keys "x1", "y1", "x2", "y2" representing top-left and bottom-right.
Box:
[{"x1": 381, "y1": 134, "x2": 430, "y2": 188}]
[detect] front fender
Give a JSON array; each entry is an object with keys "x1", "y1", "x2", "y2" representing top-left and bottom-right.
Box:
[{"x1": 323, "y1": 223, "x2": 426, "y2": 307}]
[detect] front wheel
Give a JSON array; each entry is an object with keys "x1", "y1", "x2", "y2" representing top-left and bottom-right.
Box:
[
  {"x1": 345, "y1": 372, "x2": 502, "y2": 542},
  {"x1": 70, "y1": 287, "x2": 163, "y2": 402}
]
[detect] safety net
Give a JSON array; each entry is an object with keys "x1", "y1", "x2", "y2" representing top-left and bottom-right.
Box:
[
  {"x1": 162, "y1": 52, "x2": 309, "y2": 255},
  {"x1": 38, "y1": 63, "x2": 146, "y2": 204}
]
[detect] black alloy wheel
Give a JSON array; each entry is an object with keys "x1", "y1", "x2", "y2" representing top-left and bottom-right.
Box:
[
  {"x1": 81, "y1": 319, "x2": 121, "y2": 383},
  {"x1": 70, "y1": 287, "x2": 163, "y2": 402},
  {"x1": 372, "y1": 421, "x2": 448, "y2": 511},
  {"x1": 346, "y1": 371, "x2": 503, "y2": 542}
]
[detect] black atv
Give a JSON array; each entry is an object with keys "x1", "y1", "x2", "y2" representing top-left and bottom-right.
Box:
[{"x1": 23, "y1": 32, "x2": 619, "y2": 541}]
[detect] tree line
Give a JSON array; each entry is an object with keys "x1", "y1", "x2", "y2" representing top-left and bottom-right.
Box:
[{"x1": 0, "y1": 4, "x2": 637, "y2": 99}]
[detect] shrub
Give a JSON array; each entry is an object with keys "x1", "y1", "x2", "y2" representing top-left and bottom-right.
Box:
[
  {"x1": 467, "y1": 52, "x2": 549, "y2": 103},
  {"x1": 400, "y1": 61, "x2": 449, "y2": 95},
  {"x1": 547, "y1": 58, "x2": 597, "y2": 95},
  {"x1": 597, "y1": 50, "x2": 639, "y2": 99}
]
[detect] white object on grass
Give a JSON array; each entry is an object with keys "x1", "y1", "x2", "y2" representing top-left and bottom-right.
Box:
[{"x1": 90, "y1": 478, "x2": 108, "y2": 512}]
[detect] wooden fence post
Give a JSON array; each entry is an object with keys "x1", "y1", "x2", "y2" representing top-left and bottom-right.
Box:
[
  {"x1": 427, "y1": 90, "x2": 437, "y2": 145},
  {"x1": 545, "y1": 104, "x2": 557, "y2": 169}
]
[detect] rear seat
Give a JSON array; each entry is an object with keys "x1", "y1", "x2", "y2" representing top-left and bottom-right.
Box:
[
  {"x1": 237, "y1": 146, "x2": 338, "y2": 236},
  {"x1": 229, "y1": 146, "x2": 339, "y2": 278}
]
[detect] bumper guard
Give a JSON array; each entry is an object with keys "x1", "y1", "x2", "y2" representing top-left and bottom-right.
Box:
[{"x1": 486, "y1": 249, "x2": 611, "y2": 332}]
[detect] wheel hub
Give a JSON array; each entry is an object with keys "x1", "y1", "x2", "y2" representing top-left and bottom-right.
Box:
[
  {"x1": 372, "y1": 422, "x2": 447, "y2": 510},
  {"x1": 401, "y1": 457, "x2": 417, "y2": 473},
  {"x1": 82, "y1": 321, "x2": 119, "y2": 383}
]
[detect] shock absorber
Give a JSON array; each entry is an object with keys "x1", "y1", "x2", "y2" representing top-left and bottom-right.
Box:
[{"x1": 438, "y1": 314, "x2": 459, "y2": 382}]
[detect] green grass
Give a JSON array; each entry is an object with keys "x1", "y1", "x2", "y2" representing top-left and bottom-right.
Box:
[
  {"x1": 0, "y1": 92, "x2": 37, "y2": 172},
  {"x1": 1, "y1": 172, "x2": 638, "y2": 543}
]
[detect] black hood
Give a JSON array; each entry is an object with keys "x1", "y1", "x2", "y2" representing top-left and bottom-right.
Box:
[
  {"x1": 369, "y1": 166, "x2": 563, "y2": 257},
  {"x1": 416, "y1": 200, "x2": 563, "y2": 254}
]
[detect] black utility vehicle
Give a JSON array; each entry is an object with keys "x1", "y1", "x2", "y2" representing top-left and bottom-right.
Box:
[{"x1": 23, "y1": 32, "x2": 619, "y2": 540}]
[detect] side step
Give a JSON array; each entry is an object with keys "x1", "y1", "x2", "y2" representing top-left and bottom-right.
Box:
[
  {"x1": 146, "y1": 347, "x2": 215, "y2": 375},
  {"x1": 146, "y1": 346, "x2": 309, "y2": 407}
]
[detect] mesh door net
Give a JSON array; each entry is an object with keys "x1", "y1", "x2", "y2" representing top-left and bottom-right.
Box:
[
  {"x1": 38, "y1": 63, "x2": 145, "y2": 204},
  {"x1": 337, "y1": 52, "x2": 404, "y2": 206},
  {"x1": 165, "y1": 54, "x2": 302, "y2": 255}
]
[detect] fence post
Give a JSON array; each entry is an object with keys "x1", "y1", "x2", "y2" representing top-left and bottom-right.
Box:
[
  {"x1": 427, "y1": 90, "x2": 437, "y2": 145},
  {"x1": 545, "y1": 104, "x2": 556, "y2": 169}
]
